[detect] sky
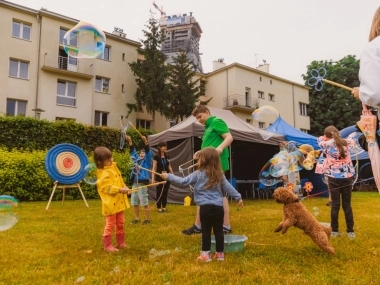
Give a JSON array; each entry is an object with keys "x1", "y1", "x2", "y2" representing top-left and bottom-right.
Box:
[{"x1": 10, "y1": 0, "x2": 380, "y2": 84}]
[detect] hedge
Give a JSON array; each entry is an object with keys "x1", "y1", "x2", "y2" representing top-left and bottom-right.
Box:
[{"x1": 0, "y1": 116, "x2": 156, "y2": 202}]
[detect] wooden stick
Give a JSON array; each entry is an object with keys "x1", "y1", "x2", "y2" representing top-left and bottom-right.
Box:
[
  {"x1": 322, "y1": 79, "x2": 353, "y2": 92},
  {"x1": 137, "y1": 165, "x2": 162, "y2": 176},
  {"x1": 129, "y1": 181, "x2": 166, "y2": 192},
  {"x1": 128, "y1": 121, "x2": 144, "y2": 139},
  {"x1": 179, "y1": 159, "x2": 195, "y2": 170}
]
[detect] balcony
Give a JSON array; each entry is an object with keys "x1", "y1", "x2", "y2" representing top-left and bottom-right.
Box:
[
  {"x1": 41, "y1": 54, "x2": 94, "y2": 79},
  {"x1": 223, "y1": 94, "x2": 260, "y2": 111}
]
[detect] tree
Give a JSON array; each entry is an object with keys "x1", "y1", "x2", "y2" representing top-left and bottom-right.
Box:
[
  {"x1": 128, "y1": 17, "x2": 171, "y2": 130},
  {"x1": 301, "y1": 55, "x2": 362, "y2": 136},
  {"x1": 166, "y1": 51, "x2": 209, "y2": 122}
]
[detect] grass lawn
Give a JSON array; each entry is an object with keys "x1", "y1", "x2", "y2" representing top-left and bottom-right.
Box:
[{"x1": 1, "y1": 191, "x2": 380, "y2": 285}]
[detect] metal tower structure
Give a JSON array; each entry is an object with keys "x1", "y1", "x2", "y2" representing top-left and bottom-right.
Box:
[{"x1": 152, "y1": 2, "x2": 203, "y2": 73}]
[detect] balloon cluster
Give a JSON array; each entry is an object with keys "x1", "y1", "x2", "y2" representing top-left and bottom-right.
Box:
[{"x1": 259, "y1": 141, "x2": 321, "y2": 186}]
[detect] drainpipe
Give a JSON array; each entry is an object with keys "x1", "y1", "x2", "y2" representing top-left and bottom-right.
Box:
[
  {"x1": 34, "y1": 10, "x2": 42, "y2": 118},
  {"x1": 226, "y1": 69, "x2": 228, "y2": 107},
  {"x1": 292, "y1": 84, "x2": 296, "y2": 127}
]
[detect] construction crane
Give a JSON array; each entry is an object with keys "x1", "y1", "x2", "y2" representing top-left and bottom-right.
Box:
[{"x1": 152, "y1": 1, "x2": 166, "y2": 17}]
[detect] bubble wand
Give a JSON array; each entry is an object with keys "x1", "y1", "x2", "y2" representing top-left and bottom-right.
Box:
[
  {"x1": 128, "y1": 181, "x2": 166, "y2": 193},
  {"x1": 128, "y1": 121, "x2": 146, "y2": 142},
  {"x1": 307, "y1": 68, "x2": 353, "y2": 92}
]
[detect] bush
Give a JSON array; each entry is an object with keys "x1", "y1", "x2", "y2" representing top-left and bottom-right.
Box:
[{"x1": 0, "y1": 116, "x2": 157, "y2": 201}]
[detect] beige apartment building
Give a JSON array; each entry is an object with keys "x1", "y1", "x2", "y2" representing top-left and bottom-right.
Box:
[{"x1": 0, "y1": 1, "x2": 310, "y2": 133}]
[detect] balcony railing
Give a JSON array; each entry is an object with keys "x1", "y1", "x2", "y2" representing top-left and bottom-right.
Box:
[
  {"x1": 223, "y1": 94, "x2": 260, "y2": 110},
  {"x1": 41, "y1": 54, "x2": 93, "y2": 79}
]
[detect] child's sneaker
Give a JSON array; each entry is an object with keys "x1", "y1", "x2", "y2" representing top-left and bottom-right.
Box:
[
  {"x1": 182, "y1": 224, "x2": 201, "y2": 235},
  {"x1": 331, "y1": 232, "x2": 341, "y2": 237},
  {"x1": 142, "y1": 220, "x2": 150, "y2": 225},
  {"x1": 214, "y1": 252, "x2": 225, "y2": 261},
  {"x1": 197, "y1": 251, "x2": 212, "y2": 262},
  {"x1": 347, "y1": 232, "x2": 356, "y2": 239}
]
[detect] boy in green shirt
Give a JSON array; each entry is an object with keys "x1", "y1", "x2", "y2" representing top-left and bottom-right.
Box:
[{"x1": 182, "y1": 105, "x2": 234, "y2": 235}]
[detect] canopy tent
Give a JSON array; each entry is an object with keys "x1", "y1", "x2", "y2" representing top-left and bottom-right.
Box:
[
  {"x1": 340, "y1": 125, "x2": 369, "y2": 160},
  {"x1": 266, "y1": 117, "x2": 319, "y2": 149},
  {"x1": 147, "y1": 107, "x2": 285, "y2": 203}
]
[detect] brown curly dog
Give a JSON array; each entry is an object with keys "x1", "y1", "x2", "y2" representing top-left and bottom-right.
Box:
[{"x1": 273, "y1": 187, "x2": 335, "y2": 254}]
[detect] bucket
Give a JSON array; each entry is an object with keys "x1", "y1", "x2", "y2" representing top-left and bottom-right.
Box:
[
  {"x1": 184, "y1": 196, "x2": 191, "y2": 206},
  {"x1": 210, "y1": 235, "x2": 248, "y2": 252}
]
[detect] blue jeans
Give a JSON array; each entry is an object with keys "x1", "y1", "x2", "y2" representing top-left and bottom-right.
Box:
[
  {"x1": 328, "y1": 176, "x2": 354, "y2": 233},
  {"x1": 199, "y1": 204, "x2": 224, "y2": 252}
]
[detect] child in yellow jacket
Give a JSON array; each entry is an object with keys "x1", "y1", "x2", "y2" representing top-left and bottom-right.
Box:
[{"x1": 94, "y1": 147, "x2": 131, "y2": 252}]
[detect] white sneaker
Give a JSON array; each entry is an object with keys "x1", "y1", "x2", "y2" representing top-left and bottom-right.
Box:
[
  {"x1": 331, "y1": 232, "x2": 341, "y2": 237},
  {"x1": 347, "y1": 232, "x2": 356, "y2": 239}
]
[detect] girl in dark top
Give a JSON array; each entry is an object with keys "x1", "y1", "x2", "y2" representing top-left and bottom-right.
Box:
[{"x1": 152, "y1": 141, "x2": 173, "y2": 213}]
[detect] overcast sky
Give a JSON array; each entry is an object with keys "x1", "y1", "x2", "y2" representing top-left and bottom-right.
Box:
[{"x1": 10, "y1": 0, "x2": 380, "y2": 84}]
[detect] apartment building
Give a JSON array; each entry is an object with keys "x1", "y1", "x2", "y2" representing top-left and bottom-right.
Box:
[
  {"x1": 1, "y1": 1, "x2": 310, "y2": 133},
  {"x1": 200, "y1": 60, "x2": 311, "y2": 132},
  {"x1": 0, "y1": 0, "x2": 145, "y2": 129}
]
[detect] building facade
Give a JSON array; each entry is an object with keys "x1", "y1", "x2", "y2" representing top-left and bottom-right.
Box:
[
  {"x1": 0, "y1": 1, "x2": 142, "y2": 130},
  {"x1": 0, "y1": 1, "x2": 310, "y2": 133}
]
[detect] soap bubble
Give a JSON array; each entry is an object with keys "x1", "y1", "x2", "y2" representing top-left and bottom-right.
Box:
[
  {"x1": 0, "y1": 195, "x2": 19, "y2": 231},
  {"x1": 63, "y1": 21, "x2": 106, "y2": 58},
  {"x1": 312, "y1": 207, "x2": 320, "y2": 217},
  {"x1": 83, "y1": 163, "x2": 97, "y2": 185},
  {"x1": 252, "y1": 105, "x2": 279, "y2": 126}
]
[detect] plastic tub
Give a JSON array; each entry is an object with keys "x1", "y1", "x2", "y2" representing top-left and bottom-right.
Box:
[{"x1": 211, "y1": 235, "x2": 248, "y2": 252}]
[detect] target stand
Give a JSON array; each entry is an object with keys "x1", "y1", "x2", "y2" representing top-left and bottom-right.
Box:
[
  {"x1": 46, "y1": 180, "x2": 89, "y2": 210},
  {"x1": 45, "y1": 144, "x2": 90, "y2": 210}
]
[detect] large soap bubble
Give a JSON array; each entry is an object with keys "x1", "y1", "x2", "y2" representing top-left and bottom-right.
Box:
[
  {"x1": 0, "y1": 195, "x2": 19, "y2": 231},
  {"x1": 252, "y1": 105, "x2": 279, "y2": 126},
  {"x1": 63, "y1": 21, "x2": 106, "y2": 58},
  {"x1": 83, "y1": 163, "x2": 97, "y2": 185}
]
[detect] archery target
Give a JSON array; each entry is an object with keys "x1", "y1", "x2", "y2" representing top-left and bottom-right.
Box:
[{"x1": 45, "y1": 144, "x2": 89, "y2": 184}]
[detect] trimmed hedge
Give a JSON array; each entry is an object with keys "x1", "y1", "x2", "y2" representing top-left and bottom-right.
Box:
[{"x1": 0, "y1": 116, "x2": 156, "y2": 201}]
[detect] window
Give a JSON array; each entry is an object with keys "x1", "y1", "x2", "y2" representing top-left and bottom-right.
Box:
[
  {"x1": 200, "y1": 80, "x2": 206, "y2": 96},
  {"x1": 300, "y1": 129, "x2": 308, "y2": 133},
  {"x1": 268, "y1": 94, "x2": 275, "y2": 101},
  {"x1": 122, "y1": 53, "x2": 125, "y2": 61},
  {"x1": 6, "y1": 99, "x2": 27, "y2": 116},
  {"x1": 57, "y1": 80, "x2": 76, "y2": 106},
  {"x1": 246, "y1": 119, "x2": 251, "y2": 124},
  {"x1": 9, "y1": 59, "x2": 29, "y2": 79},
  {"x1": 169, "y1": 119, "x2": 177, "y2": 128},
  {"x1": 59, "y1": 28, "x2": 77, "y2": 46},
  {"x1": 97, "y1": 46, "x2": 110, "y2": 60},
  {"x1": 259, "y1": 77, "x2": 262, "y2": 82},
  {"x1": 299, "y1": 103, "x2": 308, "y2": 116},
  {"x1": 122, "y1": 84, "x2": 125, "y2": 93},
  {"x1": 258, "y1": 122, "x2": 265, "y2": 129},
  {"x1": 270, "y1": 80, "x2": 272, "y2": 85},
  {"x1": 136, "y1": 119, "x2": 151, "y2": 130},
  {"x1": 245, "y1": 87, "x2": 251, "y2": 107},
  {"x1": 12, "y1": 21, "x2": 31, "y2": 40},
  {"x1": 96, "y1": 77, "x2": 110, "y2": 93},
  {"x1": 95, "y1": 111, "x2": 108, "y2": 126},
  {"x1": 258, "y1": 91, "x2": 264, "y2": 99}
]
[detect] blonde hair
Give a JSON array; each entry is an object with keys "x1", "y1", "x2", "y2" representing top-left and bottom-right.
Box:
[
  {"x1": 369, "y1": 7, "x2": 380, "y2": 41},
  {"x1": 324, "y1": 126, "x2": 347, "y2": 158},
  {"x1": 197, "y1": 147, "x2": 224, "y2": 189}
]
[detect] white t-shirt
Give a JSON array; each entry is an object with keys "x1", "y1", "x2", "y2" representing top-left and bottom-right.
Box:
[{"x1": 359, "y1": 36, "x2": 380, "y2": 108}]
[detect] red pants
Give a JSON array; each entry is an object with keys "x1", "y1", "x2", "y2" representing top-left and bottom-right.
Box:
[{"x1": 103, "y1": 211, "x2": 125, "y2": 236}]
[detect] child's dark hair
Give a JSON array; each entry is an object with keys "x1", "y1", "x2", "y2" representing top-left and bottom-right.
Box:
[
  {"x1": 197, "y1": 147, "x2": 224, "y2": 189},
  {"x1": 94, "y1": 147, "x2": 112, "y2": 169},
  {"x1": 324, "y1": 125, "x2": 347, "y2": 158}
]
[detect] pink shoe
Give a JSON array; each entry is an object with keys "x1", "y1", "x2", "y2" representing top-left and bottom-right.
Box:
[
  {"x1": 116, "y1": 233, "x2": 130, "y2": 249},
  {"x1": 102, "y1": 236, "x2": 119, "y2": 252},
  {"x1": 214, "y1": 252, "x2": 225, "y2": 261},
  {"x1": 197, "y1": 251, "x2": 212, "y2": 262}
]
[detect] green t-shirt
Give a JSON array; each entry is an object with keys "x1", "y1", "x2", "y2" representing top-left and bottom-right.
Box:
[{"x1": 202, "y1": 116, "x2": 230, "y2": 171}]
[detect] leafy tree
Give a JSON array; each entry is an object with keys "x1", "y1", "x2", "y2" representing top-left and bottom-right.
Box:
[
  {"x1": 302, "y1": 55, "x2": 362, "y2": 136},
  {"x1": 166, "y1": 51, "x2": 210, "y2": 122},
  {"x1": 128, "y1": 17, "x2": 171, "y2": 130}
]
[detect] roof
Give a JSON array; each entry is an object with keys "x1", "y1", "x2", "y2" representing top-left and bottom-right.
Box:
[
  {"x1": 148, "y1": 107, "x2": 285, "y2": 146},
  {"x1": 266, "y1": 117, "x2": 319, "y2": 149}
]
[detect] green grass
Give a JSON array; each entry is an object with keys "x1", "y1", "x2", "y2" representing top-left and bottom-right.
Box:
[{"x1": 1, "y1": 192, "x2": 380, "y2": 284}]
